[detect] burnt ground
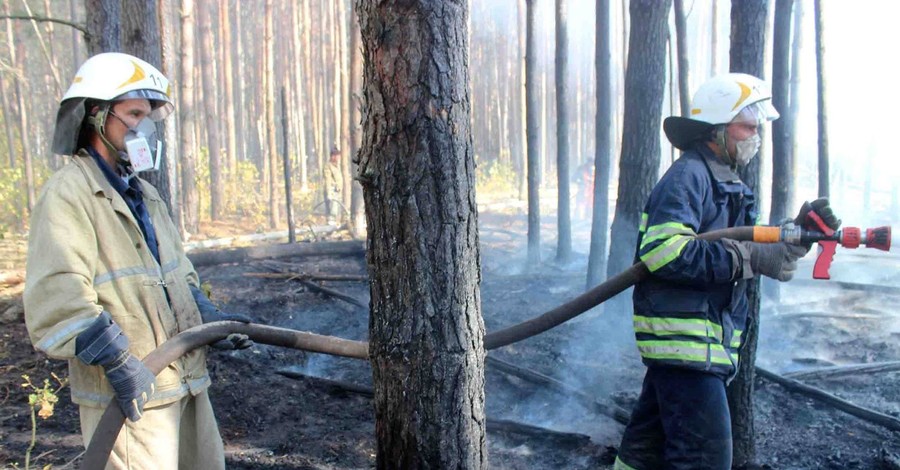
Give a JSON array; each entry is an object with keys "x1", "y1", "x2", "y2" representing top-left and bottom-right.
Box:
[{"x1": 1, "y1": 210, "x2": 899, "y2": 469}]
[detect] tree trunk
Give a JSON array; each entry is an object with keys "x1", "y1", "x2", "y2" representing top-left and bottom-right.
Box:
[
  {"x1": 220, "y1": 0, "x2": 238, "y2": 174},
  {"x1": 814, "y1": 0, "x2": 829, "y2": 198},
  {"x1": 180, "y1": 0, "x2": 199, "y2": 234},
  {"x1": 788, "y1": 0, "x2": 804, "y2": 193},
  {"x1": 70, "y1": 0, "x2": 82, "y2": 65},
  {"x1": 769, "y1": 0, "x2": 793, "y2": 225},
  {"x1": 727, "y1": 1, "x2": 769, "y2": 466},
  {"x1": 84, "y1": 0, "x2": 120, "y2": 55},
  {"x1": 6, "y1": 8, "x2": 35, "y2": 214},
  {"x1": 1, "y1": 4, "x2": 18, "y2": 168},
  {"x1": 198, "y1": 0, "x2": 223, "y2": 220},
  {"x1": 710, "y1": 1, "x2": 719, "y2": 75},
  {"x1": 349, "y1": 8, "x2": 364, "y2": 237},
  {"x1": 338, "y1": 0, "x2": 352, "y2": 222},
  {"x1": 606, "y1": 0, "x2": 672, "y2": 288},
  {"x1": 264, "y1": 0, "x2": 280, "y2": 229},
  {"x1": 673, "y1": 0, "x2": 690, "y2": 117},
  {"x1": 526, "y1": 0, "x2": 541, "y2": 267},
  {"x1": 357, "y1": 2, "x2": 487, "y2": 468},
  {"x1": 159, "y1": 0, "x2": 181, "y2": 231},
  {"x1": 516, "y1": 0, "x2": 527, "y2": 201},
  {"x1": 587, "y1": 0, "x2": 613, "y2": 289},
  {"x1": 291, "y1": 0, "x2": 309, "y2": 192},
  {"x1": 555, "y1": 0, "x2": 572, "y2": 264}
]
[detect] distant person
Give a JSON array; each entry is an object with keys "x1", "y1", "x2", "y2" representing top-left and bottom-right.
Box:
[
  {"x1": 24, "y1": 52, "x2": 252, "y2": 470},
  {"x1": 324, "y1": 145, "x2": 343, "y2": 224},
  {"x1": 573, "y1": 160, "x2": 594, "y2": 220},
  {"x1": 613, "y1": 73, "x2": 840, "y2": 470}
]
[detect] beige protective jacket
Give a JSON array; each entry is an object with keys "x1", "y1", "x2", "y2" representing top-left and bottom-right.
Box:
[{"x1": 24, "y1": 151, "x2": 209, "y2": 409}]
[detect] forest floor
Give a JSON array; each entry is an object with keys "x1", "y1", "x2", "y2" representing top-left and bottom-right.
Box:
[{"x1": 1, "y1": 205, "x2": 899, "y2": 469}]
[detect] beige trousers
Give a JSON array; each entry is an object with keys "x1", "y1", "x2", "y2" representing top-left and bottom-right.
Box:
[{"x1": 80, "y1": 391, "x2": 225, "y2": 470}]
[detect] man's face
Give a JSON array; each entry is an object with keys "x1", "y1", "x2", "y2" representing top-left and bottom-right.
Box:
[
  {"x1": 724, "y1": 116, "x2": 758, "y2": 157},
  {"x1": 105, "y1": 98, "x2": 152, "y2": 151}
]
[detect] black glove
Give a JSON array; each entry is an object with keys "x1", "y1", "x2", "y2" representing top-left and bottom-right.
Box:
[
  {"x1": 795, "y1": 198, "x2": 841, "y2": 231},
  {"x1": 190, "y1": 285, "x2": 254, "y2": 350},
  {"x1": 75, "y1": 312, "x2": 156, "y2": 422},
  {"x1": 744, "y1": 241, "x2": 808, "y2": 282}
]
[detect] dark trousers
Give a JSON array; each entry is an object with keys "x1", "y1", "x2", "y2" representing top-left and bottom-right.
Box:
[{"x1": 614, "y1": 366, "x2": 733, "y2": 470}]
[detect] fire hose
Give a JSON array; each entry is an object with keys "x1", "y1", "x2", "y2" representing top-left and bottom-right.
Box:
[{"x1": 84, "y1": 224, "x2": 891, "y2": 467}]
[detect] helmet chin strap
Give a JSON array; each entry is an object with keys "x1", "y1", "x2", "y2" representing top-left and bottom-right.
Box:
[
  {"x1": 87, "y1": 103, "x2": 134, "y2": 175},
  {"x1": 715, "y1": 126, "x2": 737, "y2": 168}
]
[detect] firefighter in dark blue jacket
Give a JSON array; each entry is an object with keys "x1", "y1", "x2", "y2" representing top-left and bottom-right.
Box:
[{"x1": 613, "y1": 73, "x2": 840, "y2": 470}]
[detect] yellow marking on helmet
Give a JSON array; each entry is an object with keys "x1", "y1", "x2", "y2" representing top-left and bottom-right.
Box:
[
  {"x1": 732, "y1": 82, "x2": 752, "y2": 111},
  {"x1": 165, "y1": 83, "x2": 171, "y2": 96},
  {"x1": 691, "y1": 108, "x2": 701, "y2": 115},
  {"x1": 73, "y1": 76, "x2": 83, "y2": 83},
  {"x1": 116, "y1": 60, "x2": 146, "y2": 91}
]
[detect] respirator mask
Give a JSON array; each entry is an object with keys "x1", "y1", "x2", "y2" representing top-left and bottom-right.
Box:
[
  {"x1": 734, "y1": 134, "x2": 761, "y2": 166},
  {"x1": 117, "y1": 116, "x2": 163, "y2": 173}
]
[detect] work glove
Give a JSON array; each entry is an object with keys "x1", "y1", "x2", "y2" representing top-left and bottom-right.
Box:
[
  {"x1": 795, "y1": 197, "x2": 841, "y2": 232},
  {"x1": 190, "y1": 285, "x2": 254, "y2": 351},
  {"x1": 75, "y1": 311, "x2": 156, "y2": 422},
  {"x1": 744, "y1": 241, "x2": 808, "y2": 282}
]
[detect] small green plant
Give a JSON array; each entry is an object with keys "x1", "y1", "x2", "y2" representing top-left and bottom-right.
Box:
[
  {"x1": 475, "y1": 159, "x2": 516, "y2": 197},
  {"x1": 20, "y1": 373, "x2": 68, "y2": 470}
]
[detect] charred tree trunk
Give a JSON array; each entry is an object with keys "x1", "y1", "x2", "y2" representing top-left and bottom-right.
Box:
[
  {"x1": 814, "y1": 0, "x2": 829, "y2": 198},
  {"x1": 672, "y1": 0, "x2": 690, "y2": 117},
  {"x1": 357, "y1": 2, "x2": 487, "y2": 468},
  {"x1": 180, "y1": 0, "x2": 199, "y2": 234},
  {"x1": 587, "y1": 0, "x2": 612, "y2": 289},
  {"x1": 525, "y1": 0, "x2": 541, "y2": 267},
  {"x1": 555, "y1": 0, "x2": 572, "y2": 264},
  {"x1": 770, "y1": 0, "x2": 793, "y2": 225},
  {"x1": 788, "y1": 0, "x2": 804, "y2": 188},
  {"x1": 606, "y1": 0, "x2": 671, "y2": 289},
  {"x1": 727, "y1": 1, "x2": 770, "y2": 466},
  {"x1": 159, "y1": 0, "x2": 181, "y2": 230},
  {"x1": 199, "y1": 0, "x2": 223, "y2": 220},
  {"x1": 264, "y1": 0, "x2": 280, "y2": 228},
  {"x1": 84, "y1": 0, "x2": 120, "y2": 54},
  {"x1": 349, "y1": 8, "x2": 365, "y2": 237}
]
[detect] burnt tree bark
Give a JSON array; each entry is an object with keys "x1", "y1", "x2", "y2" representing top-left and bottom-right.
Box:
[
  {"x1": 586, "y1": 0, "x2": 612, "y2": 289},
  {"x1": 179, "y1": 0, "x2": 199, "y2": 234},
  {"x1": 525, "y1": 0, "x2": 541, "y2": 267},
  {"x1": 555, "y1": 0, "x2": 572, "y2": 263},
  {"x1": 770, "y1": 0, "x2": 793, "y2": 225},
  {"x1": 349, "y1": 8, "x2": 365, "y2": 237},
  {"x1": 357, "y1": 1, "x2": 487, "y2": 468},
  {"x1": 727, "y1": 0, "x2": 770, "y2": 466},
  {"x1": 606, "y1": 0, "x2": 671, "y2": 290},
  {"x1": 84, "y1": 0, "x2": 120, "y2": 54},
  {"x1": 814, "y1": 0, "x2": 829, "y2": 198}
]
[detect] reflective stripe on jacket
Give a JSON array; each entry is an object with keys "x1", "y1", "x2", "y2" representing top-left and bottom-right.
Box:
[
  {"x1": 24, "y1": 151, "x2": 209, "y2": 408},
  {"x1": 632, "y1": 144, "x2": 757, "y2": 380}
]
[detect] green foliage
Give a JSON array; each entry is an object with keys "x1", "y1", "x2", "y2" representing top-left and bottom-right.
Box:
[
  {"x1": 225, "y1": 160, "x2": 268, "y2": 228},
  {"x1": 0, "y1": 167, "x2": 25, "y2": 236},
  {"x1": 475, "y1": 159, "x2": 516, "y2": 196},
  {"x1": 20, "y1": 373, "x2": 68, "y2": 470}
]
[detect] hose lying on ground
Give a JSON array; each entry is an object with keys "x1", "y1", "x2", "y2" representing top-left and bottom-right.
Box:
[{"x1": 85, "y1": 226, "x2": 763, "y2": 466}]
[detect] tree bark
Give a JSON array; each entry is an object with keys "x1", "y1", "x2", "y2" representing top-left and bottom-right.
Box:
[
  {"x1": 727, "y1": 1, "x2": 770, "y2": 466},
  {"x1": 159, "y1": 0, "x2": 181, "y2": 231},
  {"x1": 84, "y1": 0, "x2": 120, "y2": 55},
  {"x1": 5, "y1": 4, "x2": 35, "y2": 214},
  {"x1": 338, "y1": 0, "x2": 352, "y2": 223},
  {"x1": 672, "y1": 0, "x2": 690, "y2": 117},
  {"x1": 357, "y1": 2, "x2": 487, "y2": 468},
  {"x1": 555, "y1": 0, "x2": 572, "y2": 264},
  {"x1": 220, "y1": 0, "x2": 238, "y2": 174},
  {"x1": 586, "y1": 0, "x2": 612, "y2": 289},
  {"x1": 516, "y1": 0, "x2": 527, "y2": 201},
  {"x1": 525, "y1": 0, "x2": 541, "y2": 267},
  {"x1": 198, "y1": 0, "x2": 223, "y2": 220},
  {"x1": 264, "y1": 0, "x2": 280, "y2": 229},
  {"x1": 606, "y1": 0, "x2": 672, "y2": 288},
  {"x1": 349, "y1": 8, "x2": 365, "y2": 237},
  {"x1": 291, "y1": 0, "x2": 309, "y2": 192},
  {"x1": 770, "y1": 0, "x2": 793, "y2": 225},
  {"x1": 814, "y1": 0, "x2": 829, "y2": 198},
  {"x1": 179, "y1": 0, "x2": 199, "y2": 234}
]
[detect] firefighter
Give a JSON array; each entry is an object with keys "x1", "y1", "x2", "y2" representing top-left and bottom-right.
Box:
[
  {"x1": 613, "y1": 73, "x2": 839, "y2": 469},
  {"x1": 24, "y1": 52, "x2": 252, "y2": 469}
]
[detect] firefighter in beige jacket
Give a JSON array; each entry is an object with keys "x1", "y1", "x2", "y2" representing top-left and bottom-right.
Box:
[{"x1": 25, "y1": 53, "x2": 251, "y2": 470}]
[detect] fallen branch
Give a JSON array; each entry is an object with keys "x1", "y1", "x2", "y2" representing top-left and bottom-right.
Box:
[
  {"x1": 755, "y1": 366, "x2": 900, "y2": 432},
  {"x1": 487, "y1": 356, "x2": 630, "y2": 425},
  {"x1": 275, "y1": 369, "x2": 373, "y2": 397},
  {"x1": 486, "y1": 418, "x2": 591, "y2": 445},
  {"x1": 188, "y1": 240, "x2": 364, "y2": 268},
  {"x1": 297, "y1": 280, "x2": 368, "y2": 309},
  {"x1": 782, "y1": 361, "x2": 900, "y2": 381},
  {"x1": 244, "y1": 272, "x2": 368, "y2": 282}
]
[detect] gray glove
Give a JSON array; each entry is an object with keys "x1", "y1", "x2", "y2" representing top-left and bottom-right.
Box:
[
  {"x1": 744, "y1": 241, "x2": 808, "y2": 282},
  {"x1": 75, "y1": 312, "x2": 155, "y2": 422},
  {"x1": 190, "y1": 285, "x2": 253, "y2": 350},
  {"x1": 795, "y1": 197, "x2": 841, "y2": 231}
]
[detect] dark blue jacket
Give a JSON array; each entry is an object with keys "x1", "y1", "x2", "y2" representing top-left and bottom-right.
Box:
[{"x1": 632, "y1": 144, "x2": 757, "y2": 380}]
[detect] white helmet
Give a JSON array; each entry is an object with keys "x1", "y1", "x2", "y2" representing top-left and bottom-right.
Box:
[
  {"x1": 689, "y1": 73, "x2": 779, "y2": 126},
  {"x1": 51, "y1": 52, "x2": 173, "y2": 155},
  {"x1": 664, "y1": 73, "x2": 779, "y2": 151}
]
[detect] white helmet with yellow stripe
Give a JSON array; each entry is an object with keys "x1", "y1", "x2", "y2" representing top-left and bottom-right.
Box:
[
  {"x1": 663, "y1": 73, "x2": 779, "y2": 152},
  {"x1": 52, "y1": 52, "x2": 173, "y2": 155}
]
